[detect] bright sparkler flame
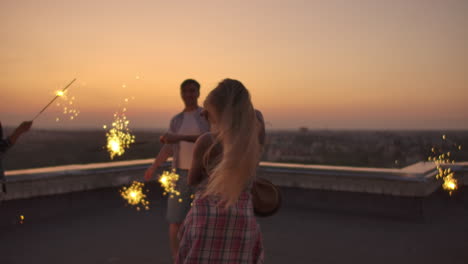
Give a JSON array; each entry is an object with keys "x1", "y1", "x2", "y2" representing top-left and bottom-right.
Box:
[
  {"x1": 442, "y1": 173, "x2": 457, "y2": 195},
  {"x1": 119, "y1": 181, "x2": 150, "y2": 210},
  {"x1": 54, "y1": 89, "x2": 80, "y2": 122},
  {"x1": 109, "y1": 138, "x2": 121, "y2": 153},
  {"x1": 19, "y1": 214, "x2": 25, "y2": 224},
  {"x1": 105, "y1": 107, "x2": 135, "y2": 159},
  {"x1": 159, "y1": 170, "x2": 181, "y2": 198},
  {"x1": 428, "y1": 134, "x2": 461, "y2": 196}
]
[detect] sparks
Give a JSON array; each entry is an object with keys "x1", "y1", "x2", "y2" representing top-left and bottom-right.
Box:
[
  {"x1": 19, "y1": 215, "x2": 25, "y2": 224},
  {"x1": 54, "y1": 90, "x2": 80, "y2": 122},
  {"x1": 428, "y1": 134, "x2": 460, "y2": 195},
  {"x1": 104, "y1": 99, "x2": 135, "y2": 159},
  {"x1": 33, "y1": 78, "x2": 76, "y2": 121},
  {"x1": 159, "y1": 170, "x2": 181, "y2": 197},
  {"x1": 119, "y1": 181, "x2": 150, "y2": 210},
  {"x1": 442, "y1": 173, "x2": 457, "y2": 195}
]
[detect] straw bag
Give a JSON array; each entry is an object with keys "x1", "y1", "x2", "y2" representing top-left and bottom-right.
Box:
[{"x1": 251, "y1": 177, "x2": 281, "y2": 217}]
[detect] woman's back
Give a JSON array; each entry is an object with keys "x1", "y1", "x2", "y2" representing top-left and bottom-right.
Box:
[{"x1": 176, "y1": 79, "x2": 265, "y2": 264}]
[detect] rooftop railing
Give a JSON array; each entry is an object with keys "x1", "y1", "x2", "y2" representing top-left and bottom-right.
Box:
[{"x1": 4, "y1": 159, "x2": 467, "y2": 201}]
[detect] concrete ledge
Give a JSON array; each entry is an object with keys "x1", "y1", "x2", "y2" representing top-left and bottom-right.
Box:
[
  {"x1": 258, "y1": 161, "x2": 441, "y2": 197},
  {"x1": 3, "y1": 159, "x2": 164, "y2": 201},
  {"x1": 3, "y1": 160, "x2": 468, "y2": 201}
]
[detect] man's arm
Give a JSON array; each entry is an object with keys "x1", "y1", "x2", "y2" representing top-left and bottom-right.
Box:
[
  {"x1": 144, "y1": 144, "x2": 173, "y2": 181},
  {"x1": 160, "y1": 133, "x2": 200, "y2": 144}
]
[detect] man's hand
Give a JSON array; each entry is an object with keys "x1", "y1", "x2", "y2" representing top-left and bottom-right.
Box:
[
  {"x1": 144, "y1": 166, "x2": 156, "y2": 182},
  {"x1": 160, "y1": 133, "x2": 181, "y2": 144}
]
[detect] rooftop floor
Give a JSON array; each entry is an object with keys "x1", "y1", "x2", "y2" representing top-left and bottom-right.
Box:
[{"x1": 1, "y1": 184, "x2": 468, "y2": 264}]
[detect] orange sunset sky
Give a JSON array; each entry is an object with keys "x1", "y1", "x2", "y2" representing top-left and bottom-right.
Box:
[{"x1": 1, "y1": 0, "x2": 467, "y2": 130}]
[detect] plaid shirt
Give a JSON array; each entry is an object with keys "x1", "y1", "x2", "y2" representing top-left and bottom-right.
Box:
[{"x1": 176, "y1": 191, "x2": 264, "y2": 264}]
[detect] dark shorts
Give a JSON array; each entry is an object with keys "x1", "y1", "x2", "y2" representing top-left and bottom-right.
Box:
[{"x1": 166, "y1": 169, "x2": 195, "y2": 223}]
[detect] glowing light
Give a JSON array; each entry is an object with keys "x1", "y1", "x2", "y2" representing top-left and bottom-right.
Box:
[
  {"x1": 119, "y1": 181, "x2": 150, "y2": 210},
  {"x1": 104, "y1": 98, "x2": 135, "y2": 159},
  {"x1": 442, "y1": 174, "x2": 457, "y2": 195},
  {"x1": 428, "y1": 134, "x2": 461, "y2": 196},
  {"x1": 54, "y1": 89, "x2": 80, "y2": 122},
  {"x1": 159, "y1": 170, "x2": 180, "y2": 197},
  {"x1": 19, "y1": 215, "x2": 25, "y2": 224}
]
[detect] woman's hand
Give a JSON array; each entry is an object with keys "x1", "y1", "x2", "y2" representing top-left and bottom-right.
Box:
[
  {"x1": 17, "y1": 121, "x2": 33, "y2": 133},
  {"x1": 9, "y1": 121, "x2": 33, "y2": 144}
]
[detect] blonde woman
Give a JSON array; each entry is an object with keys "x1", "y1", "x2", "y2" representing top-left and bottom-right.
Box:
[{"x1": 176, "y1": 79, "x2": 265, "y2": 264}]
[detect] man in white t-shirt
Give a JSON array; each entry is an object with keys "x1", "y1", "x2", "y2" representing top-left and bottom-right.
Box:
[{"x1": 144, "y1": 79, "x2": 209, "y2": 260}]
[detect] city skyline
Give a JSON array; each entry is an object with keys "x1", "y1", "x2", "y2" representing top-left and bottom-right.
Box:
[{"x1": 1, "y1": 0, "x2": 467, "y2": 130}]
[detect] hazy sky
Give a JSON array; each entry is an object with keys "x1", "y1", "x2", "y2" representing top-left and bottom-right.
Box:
[{"x1": 1, "y1": 0, "x2": 467, "y2": 130}]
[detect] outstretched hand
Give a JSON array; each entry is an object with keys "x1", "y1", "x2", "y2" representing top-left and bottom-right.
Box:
[
  {"x1": 160, "y1": 133, "x2": 180, "y2": 144},
  {"x1": 17, "y1": 121, "x2": 33, "y2": 134},
  {"x1": 144, "y1": 166, "x2": 155, "y2": 182},
  {"x1": 9, "y1": 120, "x2": 33, "y2": 144}
]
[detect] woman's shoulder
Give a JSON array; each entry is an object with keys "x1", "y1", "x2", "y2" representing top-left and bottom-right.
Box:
[
  {"x1": 196, "y1": 132, "x2": 215, "y2": 147},
  {"x1": 254, "y1": 109, "x2": 264, "y2": 122}
]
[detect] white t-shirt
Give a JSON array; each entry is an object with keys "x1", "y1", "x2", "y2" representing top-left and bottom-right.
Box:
[{"x1": 178, "y1": 111, "x2": 201, "y2": 169}]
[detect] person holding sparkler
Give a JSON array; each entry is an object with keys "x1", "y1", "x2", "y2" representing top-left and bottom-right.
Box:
[
  {"x1": 144, "y1": 79, "x2": 209, "y2": 260},
  {"x1": 176, "y1": 79, "x2": 265, "y2": 264},
  {"x1": 0, "y1": 121, "x2": 33, "y2": 197}
]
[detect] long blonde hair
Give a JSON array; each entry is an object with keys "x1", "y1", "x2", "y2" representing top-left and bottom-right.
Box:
[{"x1": 203, "y1": 79, "x2": 261, "y2": 207}]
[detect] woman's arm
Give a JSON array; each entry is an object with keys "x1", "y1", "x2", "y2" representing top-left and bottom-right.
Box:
[
  {"x1": 8, "y1": 121, "x2": 33, "y2": 145},
  {"x1": 188, "y1": 133, "x2": 213, "y2": 186}
]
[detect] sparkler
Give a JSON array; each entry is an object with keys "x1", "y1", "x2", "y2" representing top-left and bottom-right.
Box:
[
  {"x1": 119, "y1": 181, "x2": 150, "y2": 211},
  {"x1": 104, "y1": 98, "x2": 135, "y2": 159},
  {"x1": 32, "y1": 78, "x2": 76, "y2": 120},
  {"x1": 55, "y1": 93, "x2": 80, "y2": 122},
  {"x1": 159, "y1": 170, "x2": 181, "y2": 199},
  {"x1": 19, "y1": 215, "x2": 25, "y2": 224},
  {"x1": 428, "y1": 134, "x2": 462, "y2": 195}
]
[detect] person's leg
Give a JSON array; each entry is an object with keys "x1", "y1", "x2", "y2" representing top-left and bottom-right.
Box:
[
  {"x1": 169, "y1": 222, "x2": 181, "y2": 260},
  {"x1": 166, "y1": 169, "x2": 193, "y2": 261}
]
